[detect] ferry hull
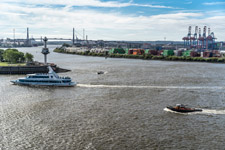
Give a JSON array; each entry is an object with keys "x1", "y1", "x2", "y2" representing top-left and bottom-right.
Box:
[{"x1": 11, "y1": 80, "x2": 76, "y2": 87}]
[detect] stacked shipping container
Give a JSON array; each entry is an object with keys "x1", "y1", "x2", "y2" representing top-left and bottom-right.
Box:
[
  {"x1": 130, "y1": 49, "x2": 144, "y2": 55},
  {"x1": 109, "y1": 48, "x2": 125, "y2": 54},
  {"x1": 163, "y1": 50, "x2": 174, "y2": 57},
  {"x1": 148, "y1": 50, "x2": 158, "y2": 55}
]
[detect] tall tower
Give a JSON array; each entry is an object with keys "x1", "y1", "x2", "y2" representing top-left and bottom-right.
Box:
[
  {"x1": 26, "y1": 27, "x2": 30, "y2": 46},
  {"x1": 41, "y1": 37, "x2": 49, "y2": 65},
  {"x1": 27, "y1": 27, "x2": 29, "y2": 40},
  {"x1": 73, "y1": 28, "x2": 75, "y2": 45}
]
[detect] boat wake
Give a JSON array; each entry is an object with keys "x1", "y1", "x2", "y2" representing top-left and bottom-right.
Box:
[
  {"x1": 164, "y1": 108, "x2": 225, "y2": 115},
  {"x1": 201, "y1": 109, "x2": 225, "y2": 115},
  {"x1": 77, "y1": 84, "x2": 225, "y2": 90}
]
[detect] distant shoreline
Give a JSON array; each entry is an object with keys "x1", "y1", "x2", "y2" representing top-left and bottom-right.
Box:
[{"x1": 53, "y1": 48, "x2": 225, "y2": 64}]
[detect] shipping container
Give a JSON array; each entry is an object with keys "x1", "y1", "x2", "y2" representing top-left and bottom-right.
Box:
[
  {"x1": 163, "y1": 50, "x2": 174, "y2": 57},
  {"x1": 212, "y1": 50, "x2": 220, "y2": 57},
  {"x1": 133, "y1": 51, "x2": 138, "y2": 55},
  {"x1": 182, "y1": 50, "x2": 192, "y2": 57},
  {"x1": 131, "y1": 49, "x2": 145, "y2": 55},
  {"x1": 145, "y1": 49, "x2": 150, "y2": 54},
  {"x1": 177, "y1": 50, "x2": 183, "y2": 56},
  {"x1": 124, "y1": 48, "x2": 129, "y2": 54},
  {"x1": 202, "y1": 52, "x2": 212, "y2": 57},
  {"x1": 148, "y1": 50, "x2": 158, "y2": 55},
  {"x1": 190, "y1": 51, "x2": 199, "y2": 57},
  {"x1": 158, "y1": 50, "x2": 163, "y2": 56},
  {"x1": 201, "y1": 52, "x2": 204, "y2": 57},
  {"x1": 109, "y1": 48, "x2": 125, "y2": 54},
  {"x1": 128, "y1": 50, "x2": 133, "y2": 54}
]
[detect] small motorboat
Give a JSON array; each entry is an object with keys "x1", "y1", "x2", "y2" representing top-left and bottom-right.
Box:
[
  {"x1": 97, "y1": 71, "x2": 104, "y2": 75},
  {"x1": 167, "y1": 104, "x2": 202, "y2": 113}
]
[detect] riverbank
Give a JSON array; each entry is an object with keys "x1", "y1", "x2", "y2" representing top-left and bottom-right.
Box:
[{"x1": 54, "y1": 48, "x2": 225, "y2": 63}]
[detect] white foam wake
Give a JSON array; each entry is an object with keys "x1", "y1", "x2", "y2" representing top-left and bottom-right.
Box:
[
  {"x1": 201, "y1": 109, "x2": 225, "y2": 115},
  {"x1": 163, "y1": 108, "x2": 185, "y2": 114},
  {"x1": 77, "y1": 84, "x2": 225, "y2": 90}
]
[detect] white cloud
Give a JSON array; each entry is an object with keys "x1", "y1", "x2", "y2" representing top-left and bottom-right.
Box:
[
  {"x1": 1, "y1": 12, "x2": 27, "y2": 16},
  {"x1": 0, "y1": 0, "x2": 174, "y2": 8},
  {"x1": 203, "y1": 2, "x2": 225, "y2": 5},
  {"x1": 0, "y1": 2, "x2": 225, "y2": 41},
  {"x1": 185, "y1": 1, "x2": 192, "y2": 4}
]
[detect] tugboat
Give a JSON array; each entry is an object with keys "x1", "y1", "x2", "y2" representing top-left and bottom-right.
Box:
[
  {"x1": 167, "y1": 104, "x2": 202, "y2": 113},
  {"x1": 11, "y1": 66, "x2": 76, "y2": 87}
]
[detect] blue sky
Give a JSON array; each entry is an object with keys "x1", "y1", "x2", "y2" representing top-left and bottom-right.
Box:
[{"x1": 0, "y1": 0, "x2": 225, "y2": 41}]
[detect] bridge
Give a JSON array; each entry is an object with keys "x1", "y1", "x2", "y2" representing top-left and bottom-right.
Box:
[
  {"x1": 0, "y1": 27, "x2": 86, "y2": 47},
  {"x1": 4, "y1": 37, "x2": 73, "y2": 41}
]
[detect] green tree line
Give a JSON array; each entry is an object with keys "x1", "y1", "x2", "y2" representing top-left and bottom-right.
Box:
[{"x1": 0, "y1": 49, "x2": 33, "y2": 63}]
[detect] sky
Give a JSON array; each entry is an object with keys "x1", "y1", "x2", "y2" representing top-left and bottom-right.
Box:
[{"x1": 0, "y1": 0, "x2": 225, "y2": 41}]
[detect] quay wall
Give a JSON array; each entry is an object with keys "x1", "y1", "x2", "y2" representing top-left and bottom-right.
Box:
[
  {"x1": 0, "y1": 66, "x2": 70, "y2": 74},
  {"x1": 0, "y1": 66, "x2": 48, "y2": 74}
]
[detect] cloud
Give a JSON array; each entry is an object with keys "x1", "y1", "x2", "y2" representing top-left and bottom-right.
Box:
[
  {"x1": 0, "y1": 12, "x2": 27, "y2": 16},
  {"x1": 0, "y1": 2, "x2": 225, "y2": 41},
  {"x1": 203, "y1": 2, "x2": 225, "y2": 5},
  {"x1": 1, "y1": 0, "x2": 174, "y2": 9},
  {"x1": 185, "y1": 1, "x2": 192, "y2": 4}
]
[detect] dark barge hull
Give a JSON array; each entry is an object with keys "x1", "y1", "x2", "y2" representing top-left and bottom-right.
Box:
[
  {"x1": 0, "y1": 66, "x2": 70, "y2": 74},
  {"x1": 167, "y1": 106, "x2": 202, "y2": 113}
]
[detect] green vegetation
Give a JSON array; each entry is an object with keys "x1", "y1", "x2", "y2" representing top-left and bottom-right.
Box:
[
  {"x1": 62, "y1": 43, "x2": 71, "y2": 47},
  {"x1": 54, "y1": 48, "x2": 65, "y2": 53},
  {"x1": 0, "y1": 49, "x2": 4, "y2": 61},
  {"x1": 0, "y1": 48, "x2": 34, "y2": 65},
  {"x1": 0, "y1": 62, "x2": 26, "y2": 66},
  {"x1": 3, "y1": 49, "x2": 24, "y2": 63},
  {"x1": 24, "y1": 52, "x2": 34, "y2": 62}
]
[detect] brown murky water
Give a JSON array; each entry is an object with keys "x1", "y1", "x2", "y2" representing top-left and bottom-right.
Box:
[{"x1": 1, "y1": 46, "x2": 225, "y2": 149}]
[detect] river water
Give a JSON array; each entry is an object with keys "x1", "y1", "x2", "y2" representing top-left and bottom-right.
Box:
[{"x1": 1, "y1": 46, "x2": 225, "y2": 149}]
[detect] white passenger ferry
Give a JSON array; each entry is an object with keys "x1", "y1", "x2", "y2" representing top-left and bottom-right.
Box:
[{"x1": 11, "y1": 66, "x2": 76, "y2": 87}]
